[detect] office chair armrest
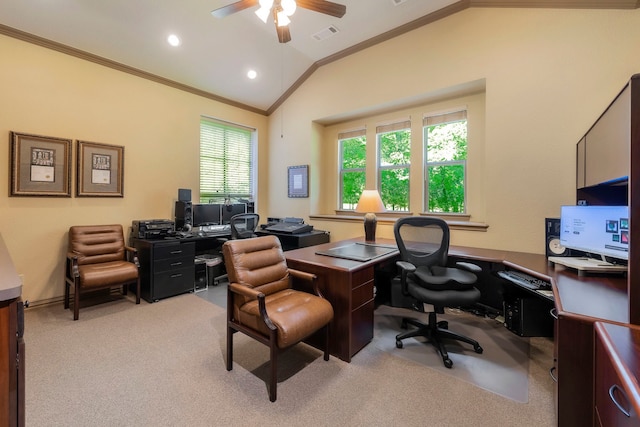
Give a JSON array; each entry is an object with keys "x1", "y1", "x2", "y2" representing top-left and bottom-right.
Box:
[
  {"x1": 396, "y1": 261, "x2": 416, "y2": 296},
  {"x1": 228, "y1": 282, "x2": 276, "y2": 331},
  {"x1": 396, "y1": 261, "x2": 416, "y2": 273},
  {"x1": 455, "y1": 261, "x2": 482, "y2": 274}
]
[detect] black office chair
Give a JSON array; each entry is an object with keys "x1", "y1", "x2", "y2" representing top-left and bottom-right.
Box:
[
  {"x1": 393, "y1": 216, "x2": 483, "y2": 368},
  {"x1": 229, "y1": 213, "x2": 260, "y2": 239}
]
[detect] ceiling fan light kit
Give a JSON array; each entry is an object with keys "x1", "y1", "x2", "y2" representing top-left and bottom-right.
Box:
[{"x1": 212, "y1": 0, "x2": 346, "y2": 43}]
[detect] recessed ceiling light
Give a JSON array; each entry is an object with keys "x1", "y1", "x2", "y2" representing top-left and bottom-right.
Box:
[
  {"x1": 167, "y1": 34, "x2": 181, "y2": 47},
  {"x1": 247, "y1": 70, "x2": 257, "y2": 79}
]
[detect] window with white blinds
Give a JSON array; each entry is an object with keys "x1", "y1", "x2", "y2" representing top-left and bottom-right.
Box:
[{"x1": 199, "y1": 117, "x2": 255, "y2": 204}]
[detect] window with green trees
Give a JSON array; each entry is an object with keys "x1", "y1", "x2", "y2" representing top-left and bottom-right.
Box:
[
  {"x1": 378, "y1": 120, "x2": 411, "y2": 211},
  {"x1": 424, "y1": 110, "x2": 467, "y2": 213},
  {"x1": 339, "y1": 130, "x2": 366, "y2": 209}
]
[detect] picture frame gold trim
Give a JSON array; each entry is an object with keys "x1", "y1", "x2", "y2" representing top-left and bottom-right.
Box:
[
  {"x1": 76, "y1": 140, "x2": 124, "y2": 197},
  {"x1": 288, "y1": 164, "x2": 308, "y2": 198},
  {"x1": 9, "y1": 131, "x2": 72, "y2": 197}
]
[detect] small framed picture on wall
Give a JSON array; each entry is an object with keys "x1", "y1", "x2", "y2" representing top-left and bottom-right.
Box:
[
  {"x1": 288, "y1": 165, "x2": 308, "y2": 198},
  {"x1": 76, "y1": 140, "x2": 124, "y2": 197}
]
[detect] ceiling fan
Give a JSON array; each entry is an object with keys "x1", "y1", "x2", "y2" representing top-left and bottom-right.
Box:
[{"x1": 211, "y1": 0, "x2": 347, "y2": 43}]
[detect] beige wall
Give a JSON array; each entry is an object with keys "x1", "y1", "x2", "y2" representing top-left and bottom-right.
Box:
[
  {"x1": 266, "y1": 8, "x2": 640, "y2": 251},
  {"x1": 2, "y1": 7, "x2": 640, "y2": 305},
  {"x1": 0, "y1": 35, "x2": 268, "y2": 304}
]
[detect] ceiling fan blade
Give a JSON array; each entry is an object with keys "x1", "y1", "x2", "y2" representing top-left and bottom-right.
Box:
[
  {"x1": 276, "y1": 24, "x2": 292, "y2": 43},
  {"x1": 295, "y1": 0, "x2": 346, "y2": 18},
  {"x1": 211, "y1": 0, "x2": 259, "y2": 18}
]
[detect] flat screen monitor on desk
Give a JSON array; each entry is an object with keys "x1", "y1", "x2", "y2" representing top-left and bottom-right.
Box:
[
  {"x1": 221, "y1": 203, "x2": 247, "y2": 224},
  {"x1": 559, "y1": 205, "x2": 629, "y2": 263},
  {"x1": 193, "y1": 203, "x2": 222, "y2": 226}
]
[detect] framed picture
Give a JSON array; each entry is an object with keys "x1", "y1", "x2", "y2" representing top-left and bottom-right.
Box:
[
  {"x1": 9, "y1": 131, "x2": 72, "y2": 197},
  {"x1": 288, "y1": 165, "x2": 308, "y2": 198},
  {"x1": 76, "y1": 140, "x2": 124, "y2": 197}
]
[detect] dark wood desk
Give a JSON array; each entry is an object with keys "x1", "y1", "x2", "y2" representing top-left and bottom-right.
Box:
[{"x1": 287, "y1": 237, "x2": 629, "y2": 425}]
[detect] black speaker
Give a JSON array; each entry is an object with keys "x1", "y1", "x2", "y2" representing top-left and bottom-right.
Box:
[
  {"x1": 178, "y1": 188, "x2": 191, "y2": 202},
  {"x1": 175, "y1": 201, "x2": 192, "y2": 231},
  {"x1": 545, "y1": 217, "x2": 569, "y2": 257}
]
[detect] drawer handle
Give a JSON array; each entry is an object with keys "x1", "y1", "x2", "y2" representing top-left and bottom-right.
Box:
[
  {"x1": 170, "y1": 250, "x2": 183, "y2": 255},
  {"x1": 171, "y1": 273, "x2": 183, "y2": 278},
  {"x1": 170, "y1": 262, "x2": 183, "y2": 267},
  {"x1": 549, "y1": 366, "x2": 557, "y2": 383},
  {"x1": 550, "y1": 308, "x2": 558, "y2": 320},
  {"x1": 609, "y1": 384, "x2": 631, "y2": 418}
]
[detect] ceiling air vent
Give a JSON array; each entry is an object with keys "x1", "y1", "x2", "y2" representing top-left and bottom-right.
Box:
[
  {"x1": 312, "y1": 25, "x2": 339, "y2": 41},
  {"x1": 391, "y1": 0, "x2": 408, "y2": 5}
]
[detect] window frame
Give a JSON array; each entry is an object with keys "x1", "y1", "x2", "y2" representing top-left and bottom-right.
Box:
[
  {"x1": 376, "y1": 120, "x2": 411, "y2": 212},
  {"x1": 423, "y1": 109, "x2": 468, "y2": 214},
  {"x1": 338, "y1": 129, "x2": 366, "y2": 210}
]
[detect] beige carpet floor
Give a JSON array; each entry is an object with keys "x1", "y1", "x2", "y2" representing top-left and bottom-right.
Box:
[
  {"x1": 373, "y1": 305, "x2": 530, "y2": 403},
  {"x1": 24, "y1": 291, "x2": 556, "y2": 426}
]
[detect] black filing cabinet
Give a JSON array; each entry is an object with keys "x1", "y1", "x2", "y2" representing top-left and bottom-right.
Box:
[{"x1": 133, "y1": 238, "x2": 195, "y2": 302}]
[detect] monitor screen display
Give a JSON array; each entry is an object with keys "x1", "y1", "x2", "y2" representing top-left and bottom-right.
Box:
[
  {"x1": 221, "y1": 203, "x2": 247, "y2": 224},
  {"x1": 192, "y1": 204, "x2": 222, "y2": 226},
  {"x1": 560, "y1": 205, "x2": 629, "y2": 261}
]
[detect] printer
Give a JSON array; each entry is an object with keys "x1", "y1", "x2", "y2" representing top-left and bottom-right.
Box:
[{"x1": 132, "y1": 219, "x2": 175, "y2": 239}]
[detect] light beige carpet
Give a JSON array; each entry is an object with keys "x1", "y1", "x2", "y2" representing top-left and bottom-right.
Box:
[{"x1": 373, "y1": 305, "x2": 530, "y2": 403}]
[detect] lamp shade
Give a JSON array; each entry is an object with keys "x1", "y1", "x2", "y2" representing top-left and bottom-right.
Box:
[{"x1": 355, "y1": 190, "x2": 385, "y2": 213}]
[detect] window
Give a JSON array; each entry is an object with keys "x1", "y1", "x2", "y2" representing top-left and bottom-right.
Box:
[
  {"x1": 424, "y1": 110, "x2": 467, "y2": 213},
  {"x1": 377, "y1": 120, "x2": 411, "y2": 212},
  {"x1": 339, "y1": 130, "x2": 366, "y2": 209},
  {"x1": 200, "y1": 117, "x2": 255, "y2": 204}
]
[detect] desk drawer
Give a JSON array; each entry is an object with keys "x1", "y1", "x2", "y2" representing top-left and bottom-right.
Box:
[
  {"x1": 352, "y1": 268, "x2": 373, "y2": 289},
  {"x1": 352, "y1": 280, "x2": 374, "y2": 310},
  {"x1": 154, "y1": 255, "x2": 194, "y2": 273},
  {"x1": 153, "y1": 266, "x2": 195, "y2": 300},
  {"x1": 154, "y1": 242, "x2": 195, "y2": 260}
]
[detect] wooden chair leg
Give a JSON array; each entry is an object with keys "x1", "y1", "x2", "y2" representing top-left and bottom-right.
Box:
[
  {"x1": 226, "y1": 326, "x2": 234, "y2": 372},
  {"x1": 73, "y1": 282, "x2": 80, "y2": 320},
  {"x1": 324, "y1": 324, "x2": 330, "y2": 361},
  {"x1": 64, "y1": 281, "x2": 70, "y2": 309},
  {"x1": 269, "y1": 341, "x2": 278, "y2": 402}
]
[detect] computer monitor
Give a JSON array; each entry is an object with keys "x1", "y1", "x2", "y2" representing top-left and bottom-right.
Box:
[
  {"x1": 221, "y1": 203, "x2": 247, "y2": 224},
  {"x1": 560, "y1": 205, "x2": 629, "y2": 262},
  {"x1": 192, "y1": 203, "x2": 222, "y2": 226}
]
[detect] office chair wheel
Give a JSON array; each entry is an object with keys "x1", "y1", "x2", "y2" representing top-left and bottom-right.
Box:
[
  {"x1": 474, "y1": 344, "x2": 483, "y2": 354},
  {"x1": 443, "y1": 357, "x2": 453, "y2": 369},
  {"x1": 396, "y1": 339, "x2": 403, "y2": 349}
]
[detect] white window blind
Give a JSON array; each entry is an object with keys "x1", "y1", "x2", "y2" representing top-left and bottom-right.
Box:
[{"x1": 200, "y1": 117, "x2": 255, "y2": 203}]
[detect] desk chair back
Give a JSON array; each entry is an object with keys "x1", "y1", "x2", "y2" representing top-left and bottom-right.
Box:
[{"x1": 229, "y1": 213, "x2": 260, "y2": 239}]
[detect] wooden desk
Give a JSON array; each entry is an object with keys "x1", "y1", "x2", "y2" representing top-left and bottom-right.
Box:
[{"x1": 285, "y1": 238, "x2": 398, "y2": 362}]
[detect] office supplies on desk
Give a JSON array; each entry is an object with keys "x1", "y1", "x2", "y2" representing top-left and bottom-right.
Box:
[
  {"x1": 315, "y1": 242, "x2": 397, "y2": 262},
  {"x1": 265, "y1": 222, "x2": 313, "y2": 234}
]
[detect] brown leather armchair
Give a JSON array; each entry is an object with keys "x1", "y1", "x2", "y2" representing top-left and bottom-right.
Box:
[
  {"x1": 222, "y1": 235, "x2": 334, "y2": 402},
  {"x1": 65, "y1": 224, "x2": 141, "y2": 320}
]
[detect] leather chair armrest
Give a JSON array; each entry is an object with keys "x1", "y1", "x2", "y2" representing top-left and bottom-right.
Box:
[
  {"x1": 228, "y1": 282, "x2": 276, "y2": 331},
  {"x1": 66, "y1": 252, "x2": 79, "y2": 279},
  {"x1": 124, "y1": 246, "x2": 140, "y2": 268},
  {"x1": 288, "y1": 268, "x2": 325, "y2": 298}
]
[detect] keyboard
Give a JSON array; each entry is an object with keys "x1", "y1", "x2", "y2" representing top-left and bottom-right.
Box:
[{"x1": 497, "y1": 270, "x2": 550, "y2": 290}]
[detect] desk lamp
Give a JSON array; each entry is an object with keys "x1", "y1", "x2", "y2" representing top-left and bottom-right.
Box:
[{"x1": 355, "y1": 190, "x2": 386, "y2": 243}]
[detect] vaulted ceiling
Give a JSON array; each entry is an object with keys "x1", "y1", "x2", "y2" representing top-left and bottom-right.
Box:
[{"x1": 0, "y1": 0, "x2": 637, "y2": 115}]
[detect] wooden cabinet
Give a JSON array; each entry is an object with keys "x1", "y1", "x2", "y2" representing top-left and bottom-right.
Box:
[
  {"x1": 133, "y1": 239, "x2": 196, "y2": 302},
  {"x1": 594, "y1": 322, "x2": 640, "y2": 426},
  {"x1": 0, "y1": 298, "x2": 24, "y2": 427}
]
